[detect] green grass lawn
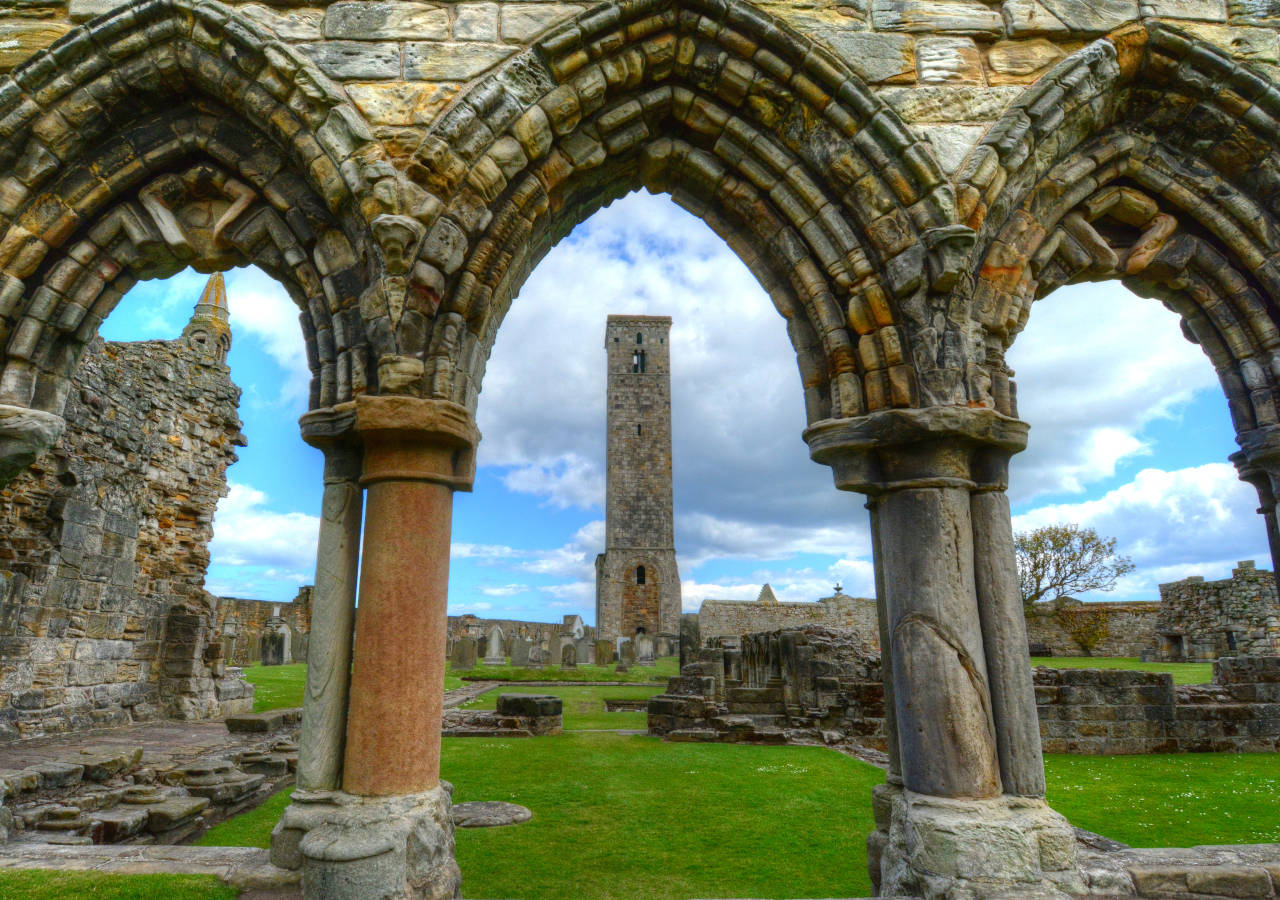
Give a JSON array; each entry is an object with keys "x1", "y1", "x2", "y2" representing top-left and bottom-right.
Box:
[
  {"x1": 447, "y1": 656, "x2": 678, "y2": 684},
  {"x1": 194, "y1": 784, "x2": 295, "y2": 848},
  {"x1": 0, "y1": 871, "x2": 237, "y2": 899},
  {"x1": 243, "y1": 663, "x2": 462, "y2": 712},
  {"x1": 1031, "y1": 656, "x2": 1214, "y2": 685},
  {"x1": 461, "y1": 684, "x2": 664, "y2": 731},
  {"x1": 1044, "y1": 752, "x2": 1280, "y2": 847}
]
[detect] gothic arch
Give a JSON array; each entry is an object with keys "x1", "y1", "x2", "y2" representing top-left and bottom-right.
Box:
[
  {"x1": 964, "y1": 24, "x2": 1280, "y2": 451},
  {"x1": 400, "y1": 0, "x2": 967, "y2": 425},
  {"x1": 0, "y1": 0, "x2": 411, "y2": 437}
]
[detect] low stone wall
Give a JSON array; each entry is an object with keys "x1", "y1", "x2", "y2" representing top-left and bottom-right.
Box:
[
  {"x1": 697, "y1": 592, "x2": 879, "y2": 647},
  {"x1": 1024, "y1": 601, "x2": 1160, "y2": 657},
  {"x1": 442, "y1": 694, "x2": 562, "y2": 737},
  {"x1": 1037, "y1": 657, "x2": 1280, "y2": 754}
]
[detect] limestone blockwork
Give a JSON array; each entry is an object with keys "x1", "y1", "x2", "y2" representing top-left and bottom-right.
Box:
[{"x1": 2, "y1": 1, "x2": 1280, "y2": 896}]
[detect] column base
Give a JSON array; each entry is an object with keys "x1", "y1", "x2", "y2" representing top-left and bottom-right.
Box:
[
  {"x1": 872, "y1": 783, "x2": 1084, "y2": 899},
  {"x1": 270, "y1": 786, "x2": 460, "y2": 900}
]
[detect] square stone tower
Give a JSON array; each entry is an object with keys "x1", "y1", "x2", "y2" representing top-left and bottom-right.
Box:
[{"x1": 595, "y1": 315, "x2": 682, "y2": 647}]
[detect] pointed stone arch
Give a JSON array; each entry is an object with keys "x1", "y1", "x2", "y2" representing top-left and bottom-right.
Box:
[
  {"x1": 964, "y1": 24, "x2": 1280, "y2": 450},
  {"x1": 0, "y1": 0, "x2": 415, "y2": 475},
  {"x1": 397, "y1": 0, "x2": 970, "y2": 425}
]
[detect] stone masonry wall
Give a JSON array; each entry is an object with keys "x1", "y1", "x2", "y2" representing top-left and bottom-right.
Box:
[
  {"x1": 212, "y1": 588, "x2": 313, "y2": 667},
  {"x1": 4, "y1": 2, "x2": 1280, "y2": 187},
  {"x1": 0, "y1": 331, "x2": 249, "y2": 741},
  {"x1": 698, "y1": 591, "x2": 880, "y2": 647},
  {"x1": 1024, "y1": 601, "x2": 1161, "y2": 657},
  {"x1": 1151, "y1": 561, "x2": 1280, "y2": 661}
]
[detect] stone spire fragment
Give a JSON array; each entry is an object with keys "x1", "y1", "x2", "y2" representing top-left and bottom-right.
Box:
[
  {"x1": 756, "y1": 584, "x2": 778, "y2": 605},
  {"x1": 183, "y1": 272, "x2": 232, "y2": 364}
]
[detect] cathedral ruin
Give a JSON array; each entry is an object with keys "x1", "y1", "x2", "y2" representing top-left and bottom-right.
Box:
[{"x1": 0, "y1": 0, "x2": 1276, "y2": 897}]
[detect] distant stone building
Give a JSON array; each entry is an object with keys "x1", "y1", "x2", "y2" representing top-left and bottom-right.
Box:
[
  {"x1": 699, "y1": 584, "x2": 879, "y2": 648},
  {"x1": 595, "y1": 315, "x2": 681, "y2": 647},
  {"x1": 212, "y1": 587, "x2": 313, "y2": 667},
  {"x1": 1148, "y1": 561, "x2": 1280, "y2": 661}
]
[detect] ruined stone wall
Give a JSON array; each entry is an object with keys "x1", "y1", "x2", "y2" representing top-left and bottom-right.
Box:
[
  {"x1": 1024, "y1": 601, "x2": 1160, "y2": 657},
  {"x1": 446, "y1": 613, "x2": 587, "y2": 655},
  {"x1": 698, "y1": 592, "x2": 880, "y2": 647},
  {"x1": 1151, "y1": 561, "x2": 1280, "y2": 661},
  {"x1": 0, "y1": 333, "x2": 249, "y2": 741},
  {"x1": 213, "y1": 588, "x2": 313, "y2": 667},
  {"x1": 1035, "y1": 657, "x2": 1280, "y2": 754}
]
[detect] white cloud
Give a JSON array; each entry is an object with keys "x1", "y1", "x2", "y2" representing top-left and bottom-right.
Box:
[
  {"x1": 209, "y1": 482, "x2": 320, "y2": 572},
  {"x1": 1013, "y1": 463, "x2": 1269, "y2": 599},
  {"x1": 481, "y1": 584, "x2": 528, "y2": 597},
  {"x1": 501, "y1": 454, "x2": 604, "y2": 510},
  {"x1": 224, "y1": 266, "x2": 313, "y2": 407}
]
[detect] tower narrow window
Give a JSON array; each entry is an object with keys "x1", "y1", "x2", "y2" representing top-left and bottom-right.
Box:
[
  {"x1": 636, "y1": 424, "x2": 642, "y2": 436},
  {"x1": 636, "y1": 333, "x2": 643, "y2": 344},
  {"x1": 636, "y1": 565, "x2": 646, "y2": 585},
  {"x1": 632, "y1": 349, "x2": 646, "y2": 373}
]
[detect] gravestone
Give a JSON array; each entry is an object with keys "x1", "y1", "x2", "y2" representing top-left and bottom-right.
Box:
[
  {"x1": 561, "y1": 644, "x2": 577, "y2": 668},
  {"x1": 476, "y1": 636, "x2": 488, "y2": 659},
  {"x1": 510, "y1": 638, "x2": 531, "y2": 667},
  {"x1": 636, "y1": 633, "x2": 655, "y2": 666},
  {"x1": 618, "y1": 638, "x2": 635, "y2": 671},
  {"x1": 548, "y1": 635, "x2": 564, "y2": 667},
  {"x1": 451, "y1": 637, "x2": 477, "y2": 671},
  {"x1": 680, "y1": 614, "x2": 700, "y2": 669},
  {"x1": 483, "y1": 625, "x2": 505, "y2": 666},
  {"x1": 575, "y1": 638, "x2": 594, "y2": 666},
  {"x1": 594, "y1": 639, "x2": 614, "y2": 666}
]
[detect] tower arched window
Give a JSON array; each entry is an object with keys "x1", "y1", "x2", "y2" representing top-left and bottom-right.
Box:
[
  {"x1": 636, "y1": 565, "x2": 646, "y2": 585},
  {"x1": 636, "y1": 332, "x2": 643, "y2": 344},
  {"x1": 632, "y1": 349, "x2": 646, "y2": 373}
]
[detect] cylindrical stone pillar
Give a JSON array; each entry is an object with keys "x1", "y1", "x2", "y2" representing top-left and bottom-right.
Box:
[
  {"x1": 341, "y1": 396, "x2": 479, "y2": 798},
  {"x1": 297, "y1": 441, "x2": 363, "y2": 792},
  {"x1": 971, "y1": 489, "x2": 1045, "y2": 797},
  {"x1": 867, "y1": 500, "x2": 901, "y2": 783},
  {"x1": 878, "y1": 485, "x2": 1002, "y2": 800}
]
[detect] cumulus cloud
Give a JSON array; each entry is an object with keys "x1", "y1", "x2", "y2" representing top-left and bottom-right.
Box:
[
  {"x1": 1013, "y1": 463, "x2": 1269, "y2": 598},
  {"x1": 209, "y1": 482, "x2": 320, "y2": 572},
  {"x1": 223, "y1": 266, "x2": 313, "y2": 408}
]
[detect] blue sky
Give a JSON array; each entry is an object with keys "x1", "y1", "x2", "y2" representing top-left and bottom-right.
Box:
[{"x1": 100, "y1": 191, "x2": 1269, "y2": 620}]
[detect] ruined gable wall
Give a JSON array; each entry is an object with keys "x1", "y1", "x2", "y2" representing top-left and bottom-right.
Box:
[
  {"x1": 1154, "y1": 562, "x2": 1280, "y2": 660},
  {"x1": 213, "y1": 588, "x2": 313, "y2": 666},
  {"x1": 0, "y1": 334, "x2": 249, "y2": 741},
  {"x1": 698, "y1": 594, "x2": 879, "y2": 646},
  {"x1": 1023, "y1": 601, "x2": 1160, "y2": 657},
  {"x1": 2, "y1": 2, "x2": 1278, "y2": 178}
]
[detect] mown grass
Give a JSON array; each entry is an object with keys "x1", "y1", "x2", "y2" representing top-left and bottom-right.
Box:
[
  {"x1": 461, "y1": 684, "x2": 664, "y2": 731},
  {"x1": 194, "y1": 784, "x2": 295, "y2": 848},
  {"x1": 447, "y1": 656, "x2": 678, "y2": 683},
  {"x1": 0, "y1": 871, "x2": 237, "y2": 899},
  {"x1": 1031, "y1": 656, "x2": 1214, "y2": 685},
  {"x1": 444, "y1": 733, "x2": 877, "y2": 900},
  {"x1": 1044, "y1": 752, "x2": 1280, "y2": 847},
  {"x1": 243, "y1": 663, "x2": 462, "y2": 712}
]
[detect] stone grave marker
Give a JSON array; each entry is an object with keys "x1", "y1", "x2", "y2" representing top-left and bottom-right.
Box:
[
  {"x1": 482, "y1": 625, "x2": 506, "y2": 666},
  {"x1": 451, "y1": 637, "x2": 477, "y2": 670},
  {"x1": 510, "y1": 638, "x2": 531, "y2": 667},
  {"x1": 636, "y1": 633, "x2": 656, "y2": 666},
  {"x1": 575, "y1": 637, "x2": 594, "y2": 665},
  {"x1": 594, "y1": 639, "x2": 615, "y2": 665},
  {"x1": 618, "y1": 638, "x2": 635, "y2": 671},
  {"x1": 561, "y1": 643, "x2": 577, "y2": 668}
]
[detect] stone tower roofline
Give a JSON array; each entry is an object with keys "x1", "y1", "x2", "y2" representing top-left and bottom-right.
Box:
[
  {"x1": 183, "y1": 273, "x2": 232, "y2": 364},
  {"x1": 606, "y1": 314, "x2": 672, "y2": 324}
]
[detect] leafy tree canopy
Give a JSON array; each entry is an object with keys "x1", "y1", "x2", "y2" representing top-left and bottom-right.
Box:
[{"x1": 1015, "y1": 523, "x2": 1135, "y2": 612}]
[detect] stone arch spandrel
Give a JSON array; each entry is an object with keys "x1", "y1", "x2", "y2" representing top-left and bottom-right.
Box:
[
  {"x1": 0, "y1": 0, "x2": 422, "y2": 457},
  {"x1": 963, "y1": 24, "x2": 1280, "y2": 446},
  {"x1": 396, "y1": 0, "x2": 974, "y2": 424}
]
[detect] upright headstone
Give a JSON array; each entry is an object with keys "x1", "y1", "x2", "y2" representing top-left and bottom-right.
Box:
[
  {"x1": 483, "y1": 625, "x2": 506, "y2": 666},
  {"x1": 618, "y1": 638, "x2": 635, "y2": 671},
  {"x1": 575, "y1": 637, "x2": 594, "y2": 666},
  {"x1": 510, "y1": 638, "x2": 531, "y2": 667},
  {"x1": 594, "y1": 639, "x2": 615, "y2": 666},
  {"x1": 476, "y1": 636, "x2": 488, "y2": 659},
  {"x1": 561, "y1": 643, "x2": 577, "y2": 668},
  {"x1": 451, "y1": 637, "x2": 477, "y2": 670},
  {"x1": 636, "y1": 633, "x2": 655, "y2": 666},
  {"x1": 548, "y1": 635, "x2": 564, "y2": 667},
  {"x1": 680, "y1": 614, "x2": 700, "y2": 669}
]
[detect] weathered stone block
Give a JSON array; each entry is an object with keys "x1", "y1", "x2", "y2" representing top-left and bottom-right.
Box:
[
  {"x1": 324, "y1": 3, "x2": 450, "y2": 41},
  {"x1": 403, "y1": 42, "x2": 516, "y2": 80},
  {"x1": 226, "y1": 710, "x2": 286, "y2": 733},
  {"x1": 301, "y1": 41, "x2": 402, "y2": 80},
  {"x1": 496, "y1": 694, "x2": 562, "y2": 717}
]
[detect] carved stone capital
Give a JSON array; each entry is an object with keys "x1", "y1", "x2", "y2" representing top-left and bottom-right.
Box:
[
  {"x1": 354, "y1": 395, "x2": 480, "y2": 491},
  {"x1": 803, "y1": 406, "x2": 1029, "y2": 495},
  {"x1": 300, "y1": 403, "x2": 362, "y2": 485}
]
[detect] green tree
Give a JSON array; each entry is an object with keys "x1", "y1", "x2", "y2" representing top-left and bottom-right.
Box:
[{"x1": 1015, "y1": 523, "x2": 1135, "y2": 611}]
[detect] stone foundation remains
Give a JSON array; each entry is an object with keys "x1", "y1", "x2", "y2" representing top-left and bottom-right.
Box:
[
  {"x1": 651, "y1": 627, "x2": 1280, "y2": 756},
  {"x1": 1149, "y1": 561, "x2": 1280, "y2": 662},
  {"x1": 0, "y1": 285, "x2": 252, "y2": 742},
  {"x1": 442, "y1": 694, "x2": 563, "y2": 737}
]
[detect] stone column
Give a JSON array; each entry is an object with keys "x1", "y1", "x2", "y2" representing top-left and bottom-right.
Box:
[
  {"x1": 1231, "y1": 449, "x2": 1280, "y2": 584},
  {"x1": 807, "y1": 407, "x2": 1080, "y2": 899},
  {"x1": 296, "y1": 406, "x2": 362, "y2": 792},
  {"x1": 271, "y1": 395, "x2": 477, "y2": 900}
]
